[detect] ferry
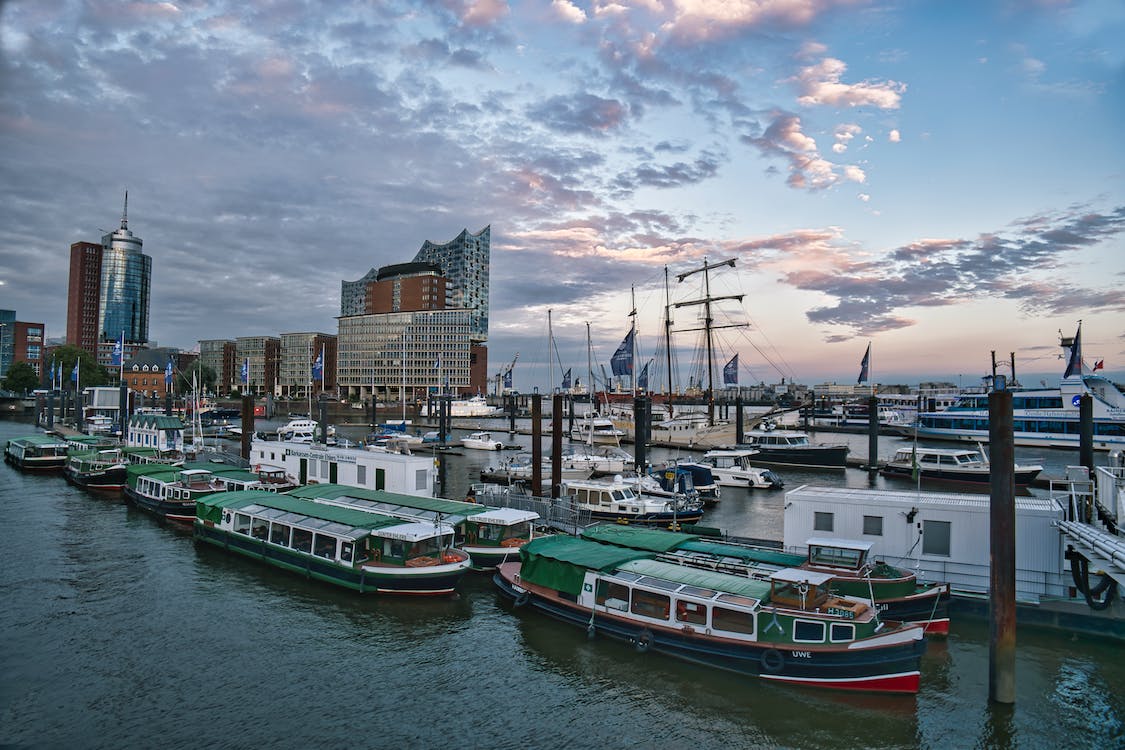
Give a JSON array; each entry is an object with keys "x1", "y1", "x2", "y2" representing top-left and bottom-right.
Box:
[
  {"x1": 495, "y1": 535, "x2": 927, "y2": 694},
  {"x1": 124, "y1": 462, "x2": 269, "y2": 523},
  {"x1": 63, "y1": 446, "x2": 163, "y2": 491},
  {"x1": 286, "y1": 483, "x2": 540, "y2": 570},
  {"x1": 580, "y1": 524, "x2": 950, "y2": 634},
  {"x1": 4, "y1": 435, "x2": 70, "y2": 471},
  {"x1": 194, "y1": 490, "x2": 472, "y2": 594}
]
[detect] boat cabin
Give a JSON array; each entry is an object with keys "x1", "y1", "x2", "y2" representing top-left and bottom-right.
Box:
[
  {"x1": 562, "y1": 479, "x2": 642, "y2": 511},
  {"x1": 805, "y1": 538, "x2": 873, "y2": 573}
]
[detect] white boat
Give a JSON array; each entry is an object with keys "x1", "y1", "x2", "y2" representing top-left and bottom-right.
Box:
[
  {"x1": 483, "y1": 452, "x2": 592, "y2": 484},
  {"x1": 461, "y1": 431, "x2": 503, "y2": 451},
  {"x1": 419, "y1": 395, "x2": 500, "y2": 418},
  {"x1": 701, "y1": 448, "x2": 784, "y2": 489},
  {"x1": 559, "y1": 445, "x2": 632, "y2": 475},
  {"x1": 569, "y1": 412, "x2": 625, "y2": 446},
  {"x1": 558, "y1": 475, "x2": 705, "y2": 525},
  {"x1": 277, "y1": 418, "x2": 336, "y2": 444},
  {"x1": 880, "y1": 445, "x2": 1043, "y2": 487},
  {"x1": 250, "y1": 438, "x2": 437, "y2": 497}
]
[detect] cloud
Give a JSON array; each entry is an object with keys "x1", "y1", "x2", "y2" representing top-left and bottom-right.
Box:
[
  {"x1": 888, "y1": 128, "x2": 901, "y2": 142},
  {"x1": 659, "y1": 0, "x2": 858, "y2": 44},
  {"x1": 742, "y1": 112, "x2": 862, "y2": 191},
  {"x1": 832, "y1": 123, "x2": 861, "y2": 153},
  {"x1": 793, "y1": 57, "x2": 905, "y2": 109},
  {"x1": 551, "y1": 0, "x2": 587, "y2": 23},
  {"x1": 528, "y1": 93, "x2": 630, "y2": 134}
]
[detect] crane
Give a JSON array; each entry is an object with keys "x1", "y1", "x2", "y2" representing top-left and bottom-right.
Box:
[{"x1": 494, "y1": 352, "x2": 519, "y2": 395}]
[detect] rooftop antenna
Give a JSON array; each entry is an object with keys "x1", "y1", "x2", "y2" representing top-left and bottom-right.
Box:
[{"x1": 121, "y1": 190, "x2": 129, "y2": 230}]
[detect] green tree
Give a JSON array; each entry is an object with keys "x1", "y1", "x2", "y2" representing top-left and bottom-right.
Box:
[
  {"x1": 176, "y1": 361, "x2": 216, "y2": 395},
  {"x1": 1, "y1": 361, "x2": 40, "y2": 394},
  {"x1": 48, "y1": 345, "x2": 110, "y2": 388}
]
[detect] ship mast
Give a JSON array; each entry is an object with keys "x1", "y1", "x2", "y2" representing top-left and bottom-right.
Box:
[
  {"x1": 663, "y1": 266, "x2": 674, "y2": 418},
  {"x1": 675, "y1": 257, "x2": 744, "y2": 426}
]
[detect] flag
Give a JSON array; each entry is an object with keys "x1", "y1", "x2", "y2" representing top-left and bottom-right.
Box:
[
  {"x1": 1093, "y1": 359, "x2": 1104, "y2": 372},
  {"x1": 1063, "y1": 324, "x2": 1081, "y2": 378},
  {"x1": 312, "y1": 349, "x2": 324, "y2": 381},
  {"x1": 858, "y1": 342, "x2": 871, "y2": 384},
  {"x1": 561, "y1": 368, "x2": 571, "y2": 390},
  {"x1": 241, "y1": 358, "x2": 249, "y2": 385},
  {"x1": 610, "y1": 327, "x2": 634, "y2": 376},
  {"x1": 164, "y1": 359, "x2": 173, "y2": 386},
  {"x1": 434, "y1": 352, "x2": 442, "y2": 370},
  {"x1": 49, "y1": 361, "x2": 56, "y2": 383},
  {"x1": 502, "y1": 369, "x2": 512, "y2": 389},
  {"x1": 111, "y1": 332, "x2": 124, "y2": 367},
  {"x1": 71, "y1": 360, "x2": 79, "y2": 382},
  {"x1": 637, "y1": 360, "x2": 651, "y2": 390},
  {"x1": 723, "y1": 354, "x2": 738, "y2": 386}
]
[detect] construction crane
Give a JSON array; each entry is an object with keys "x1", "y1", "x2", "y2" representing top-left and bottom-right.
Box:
[{"x1": 494, "y1": 352, "x2": 519, "y2": 396}]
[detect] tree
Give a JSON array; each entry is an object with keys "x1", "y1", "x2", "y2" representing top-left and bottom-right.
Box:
[
  {"x1": 47, "y1": 345, "x2": 110, "y2": 388},
  {"x1": 176, "y1": 361, "x2": 216, "y2": 395},
  {"x1": 1, "y1": 361, "x2": 40, "y2": 394}
]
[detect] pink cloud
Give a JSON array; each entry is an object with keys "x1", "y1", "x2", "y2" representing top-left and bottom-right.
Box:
[{"x1": 794, "y1": 57, "x2": 905, "y2": 109}]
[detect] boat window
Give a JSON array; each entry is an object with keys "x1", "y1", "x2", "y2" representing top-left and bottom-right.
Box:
[
  {"x1": 814, "y1": 512, "x2": 834, "y2": 532},
  {"x1": 320, "y1": 461, "x2": 330, "y2": 479},
  {"x1": 793, "y1": 620, "x2": 826, "y2": 643},
  {"x1": 234, "y1": 514, "x2": 252, "y2": 535},
  {"x1": 630, "y1": 589, "x2": 670, "y2": 620},
  {"x1": 809, "y1": 545, "x2": 862, "y2": 569},
  {"x1": 504, "y1": 521, "x2": 532, "y2": 540},
  {"x1": 595, "y1": 580, "x2": 630, "y2": 611},
  {"x1": 679, "y1": 585, "x2": 716, "y2": 599},
  {"x1": 477, "y1": 523, "x2": 501, "y2": 541},
  {"x1": 270, "y1": 524, "x2": 291, "y2": 546},
  {"x1": 340, "y1": 541, "x2": 355, "y2": 564},
  {"x1": 406, "y1": 537, "x2": 442, "y2": 561},
  {"x1": 712, "y1": 607, "x2": 755, "y2": 635},
  {"x1": 922, "y1": 520, "x2": 951, "y2": 557},
  {"x1": 388, "y1": 539, "x2": 406, "y2": 559},
  {"x1": 830, "y1": 623, "x2": 855, "y2": 642},
  {"x1": 674, "y1": 599, "x2": 707, "y2": 625},
  {"x1": 292, "y1": 528, "x2": 313, "y2": 553},
  {"x1": 313, "y1": 534, "x2": 336, "y2": 559},
  {"x1": 921, "y1": 454, "x2": 939, "y2": 464},
  {"x1": 250, "y1": 519, "x2": 269, "y2": 540},
  {"x1": 716, "y1": 593, "x2": 758, "y2": 608},
  {"x1": 863, "y1": 515, "x2": 883, "y2": 536},
  {"x1": 636, "y1": 576, "x2": 680, "y2": 592}
]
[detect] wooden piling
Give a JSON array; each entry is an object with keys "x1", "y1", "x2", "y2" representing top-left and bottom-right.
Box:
[
  {"x1": 551, "y1": 393, "x2": 563, "y2": 499},
  {"x1": 867, "y1": 394, "x2": 879, "y2": 470},
  {"x1": 988, "y1": 388, "x2": 1016, "y2": 704},
  {"x1": 531, "y1": 394, "x2": 542, "y2": 498},
  {"x1": 240, "y1": 395, "x2": 254, "y2": 460},
  {"x1": 1079, "y1": 393, "x2": 1094, "y2": 475}
]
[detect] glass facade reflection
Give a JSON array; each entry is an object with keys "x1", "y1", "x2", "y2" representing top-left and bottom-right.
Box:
[{"x1": 98, "y1": 199, "x2": 151, "y2": 347}]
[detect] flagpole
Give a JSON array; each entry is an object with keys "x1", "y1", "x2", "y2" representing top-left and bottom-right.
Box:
[{"x1": 307, "y1": 340, "x2": 312, "y2": 418}]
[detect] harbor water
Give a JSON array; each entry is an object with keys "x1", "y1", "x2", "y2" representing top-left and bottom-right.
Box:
[{"x1": 2, "y1": 417, "x2": 1123, "y2": 749}]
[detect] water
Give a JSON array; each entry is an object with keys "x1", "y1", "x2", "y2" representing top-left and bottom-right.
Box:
[{"x1": 2, "y1": 417, "x2": 1123, "y2": 749}]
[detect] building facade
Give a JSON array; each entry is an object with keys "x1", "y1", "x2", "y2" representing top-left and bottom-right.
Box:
[
  {"x1": 367, "y1": 263, "x2": 447, "y2": 314},
  {"x1": 278, "y1": 332, "x2": 337, "y2": 398},
  {"x1": 412, "y1": 226, "x2": 490, "y2": 342},
  {"x1": 199, "y1": 339, "x2": 237, "y2": 396},
  {"x1": 340, "y1": 268, "x2": 380, "y2": 317},
  {"x1": 66, "y1": 241, "x2": 103, "y2": 356},
  {"x1": 235, "y1": 336, "x2": 280, "y2": 396},
  {"x1": 0, "y1": 310, "x2": 45, "y2": 380},
  {"x1": 97, "y1": 195, "x2": 151, "y2": 362},
  {"x1": 122, "y1": 348, "x2": 177, "y2": 402}
]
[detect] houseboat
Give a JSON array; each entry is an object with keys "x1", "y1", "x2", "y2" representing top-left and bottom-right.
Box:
[
  {"x1": 495, "y1": 535, "x2": 927, "y2": 694},
  {"x1": 580, "y1": 524, "x2": 950, "y2": 634},
  {"x1": 700, "y1": 449, "x2": 784, "y2": 489},
  {"x1": 195, "y1": 490, "x2": 472, "y2": 594},
  {"x1": 4, "y1": 435, "x2": 70, "y2": 471},
  {"x1": 880, "y1": 446, "x2": 1043, "y2": 488},
  {"x1": 558, "y1": 476, "x2": 704, "y2": 527},
  {"x1": 286, "y1": 483, "x2": 540, "y2": 570},
  {"x1": 250, "y1": 439, "x2": 437, "y2": 497}
]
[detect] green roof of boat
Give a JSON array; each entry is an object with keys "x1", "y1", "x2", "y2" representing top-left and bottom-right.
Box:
[
  {"x1": 580, "y1": 524, "x2": 699, "y2": 552},
  {"x1": 520, "y1": 535, "x2": 650, "y2": 571},
  {"x1": 288, "y1": 483, "x2": 490, "y2": 518},
  {"x1": 8, "y1": 435, "x2": 69, "y2": 447},
  {"x1": 614, "y1": 558, "x2": 773, "y2": 600},
  {"x1": 197, "y1": 490, "x2": 409, "y2": 529}
]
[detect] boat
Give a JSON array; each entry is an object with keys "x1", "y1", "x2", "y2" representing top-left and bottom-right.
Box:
[
  {"x1": 570, "y1": 412, "x2": 626, "y2": 446},
  {"x1": 558, "y1": 475, "x2": 704, "y2": 527},
  {"x1": 737, "y1": 426, "x2": 849, "y2": 469},
  {"x1": 63, "y1": 446, "x2": 162, "y2": 491},
  {"x1": 4, "y1": 435, "x2": 70, "y2": 471},
  {"x1": 700, "y1": 448, "x2": 784, "y2": 489},
  {"x1": 482, "y1": 452, "x2": 593, "y2": 485},
  {"x1": 559, "y1": 445, "x2": 633, "y2": 475},
  {"x1": 288, "y1": 483, "x2": 540, "y2": 570},
  {"x1": 657, "y1": 460, "x2": 720, "y2": 503},
  {"x1": 251, "y1": 438, "x2": 438, "y2": 497},
  {"x1": 277, "y1": 418, "x2": 336, "y2": 444},
  {"x1": 494, "y1": 535, "x2": 927, "y2": 694},
  {"x1": 419, "y1": 395, "x2": 500, "y2": 418},
  {"x1": 194, "y1": 489, "x2": 472, "y2": 594},
  {"x1": 580, "y1": 524, "x2": 950, "y2": 634},
  {"x1": 880, "y1": 445, "x2": 1043, "y2": 487},
  {"x1": 124, "y1": 462, "x2": 268, "y2": 523},
  {"x1": 461, "y1": 431, "x2": 503, "y2": 451}
]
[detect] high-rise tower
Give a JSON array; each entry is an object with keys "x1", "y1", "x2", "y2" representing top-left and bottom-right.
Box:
[
  {"x1": 412, "y1": 226, "x2": 490, "y2": 342},
  {"x1": 97, "y1": 192, "x2": 152, "y2": 347}
]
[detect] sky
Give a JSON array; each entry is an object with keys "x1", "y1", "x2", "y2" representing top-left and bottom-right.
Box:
[{"x1": 1, "y1": 0, "x2": 1123, "y2": 392}]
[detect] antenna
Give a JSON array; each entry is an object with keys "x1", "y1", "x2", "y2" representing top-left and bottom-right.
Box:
[{"x1": 121, "y1": 190, "x2": 129, "y2": 229}]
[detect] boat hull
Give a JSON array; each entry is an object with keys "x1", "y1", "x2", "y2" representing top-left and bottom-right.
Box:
[
  {"x1": 747, "y1": 446, "x2": 848, "y2": 470},
  {"x1": 881, "y1": 464, "x2": 1042, "y2": 487},
  {"x1": 494, "y1": 568, "x2": 924, "y2": 694},
  {"x1": 65, "y1": 464, "x2": 128, "y2": 491},
  {"x1": 588, "y1": 509, "x2": 705, "y2": 526},
  {"x1": 195, "y1": 523, "x2": 468, "y2": 594},
  {"x1": 124, "y1": 485, "x2": 197, "y2": 523}
]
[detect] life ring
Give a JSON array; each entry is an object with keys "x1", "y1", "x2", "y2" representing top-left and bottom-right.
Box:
[
  {"x1": 514, "y1": 591, "x2": 529, "y2": 607},
  {"x1": 634, "y1": 629, "x2": 653, "y2": 653},
  {"x1": 760, "y1": 648, "x2": 785, "y2": 673}
]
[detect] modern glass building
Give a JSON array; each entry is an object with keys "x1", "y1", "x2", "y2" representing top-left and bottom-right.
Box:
[
  {"x1": 413, "y1": 226, "x2": 490, "y2": 342},
  {"x1": 98, "y1": 193, "x2": 151, "y2": 350}
]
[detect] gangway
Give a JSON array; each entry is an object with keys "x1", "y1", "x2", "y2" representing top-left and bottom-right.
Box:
[{"x1": 1051, "y1": 461, "x2": 1124, "y2": 610}]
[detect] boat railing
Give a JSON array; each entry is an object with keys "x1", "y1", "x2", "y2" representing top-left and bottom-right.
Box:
[
  {"x1": 469, "y1": 485, "x2": 593, "y2": 534},
  {"x1": 1047, "y1": 468, "x2": 1097, "y2": 524}
]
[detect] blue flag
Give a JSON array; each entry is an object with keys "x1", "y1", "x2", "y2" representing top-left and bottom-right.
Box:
[
  {"x1": 111, "y1": 332, "x2": 124, "y2": 367},
  {"x1": 241, "y1": 358, "x2": 249, "y2": 385},
  {"x1": 71, "y1": 360, "x2": 79, "y2": 382},
  {"x1": 312, "y1": 349, "x2": 324, "y2": 381},
  {"x1": 502, "y1": 369, "x2": 512, "y2": 389},
  {"x1": 49, "y1": 361, "x2": 56, "y2": 383},
  {"x1": 723, "y1": 354, "x2": 738, "y2": 386},
  {"x1": 858, "y1": 343, "x2": 871, "y2": 384},
  {"x1": 1063, "y1": 323, "x2": 1081, "y2": 378},
  {"x1": 637, "y1": 360, "x2": 651, "y2": 390},
  {"x1": 164, "y1": 359, "x2": 173, "y2": 386},
  {"x1": 610, "y1": 327, "x2": 634, "y2": 377},
  {"x1": 561, "y1": 368, "x2": 571, "y2": 390}
]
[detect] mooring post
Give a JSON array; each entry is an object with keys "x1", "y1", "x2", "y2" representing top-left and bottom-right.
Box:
[
  {"x1": 988, "y1": 386, "x2": 1016, "y2": 704},
  {"x1": 508, "y1": 393, "x2": 517, "y2": 435},
  {"x1": 867, "y1": 394, "x2": 879, "y2": 471},
  {"x1": 735, "y1": 396, "x2": 744, "y2": 445},
  {"x1": 1079, "y1": 393, "x2": 1094, "y2": 476},
  {"x1": 119, "y1": 382, "x2": 129, "y2": 440},
  {"x1": 551, "y1": 393, "x2": 563, "y2": 499},
  {"x1": 633, "y1": 395, "x2": 647, "y2": 473},
  {"x1": 46, "y1": 393, "x2": 54, "y2": 429},
  {"x1": 531, "y1": 393, "x2": 543, "y2": 498},
  {"x1": 240, "y1": 394, "x2": 254, "y2": 461}
]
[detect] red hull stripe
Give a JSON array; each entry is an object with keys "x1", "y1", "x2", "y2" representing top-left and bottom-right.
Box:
[
  {"x1": 761, "y1": 670, "x2": 920, "y2": 694},
  {"x1": 922, "y1": 619, "x2": 951, "y2": 635}
]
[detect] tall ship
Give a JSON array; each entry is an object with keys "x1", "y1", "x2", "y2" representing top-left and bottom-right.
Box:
[{"x1": 915, "y1": 327, "x2": 1124, "y2": 450}]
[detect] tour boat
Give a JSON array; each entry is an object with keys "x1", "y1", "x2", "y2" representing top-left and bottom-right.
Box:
[
  {"x1": 880, "y1": 446, "x2": 1043, "y2": 487},
  {"x1": 461, "y1": 431, "x2": 503, "y2": 451},
  {"x1": 580, "y1": 525, "x2": 950, "y2": 634},
  {"x1": 701, "y1": 449, "x2": 784, "y2": 489},
  {"x1": 124, "y1": 462, "x2": 268, "y2": 523},
  {"x1": 194, "y1": 489, "x2": 472, "y2": 594},
  {"x1": 738, "y1": 426, "x2": 849, "y2": 469},
  {"x1": 288, "y1": 483, "x2": 540, "y2": 570},
  {"x1": 4, "y1": 435, "x2": 70, "y2": 471},
  {"x1": 558, "y1": 476, "x2": 704, "y2": 527},
  {"x1": 277, "y1": 418, "x2": 336, "y2": 444},
  {"x1": 495, "y1": 535, "x2": 927, "y2": 694},
  {"x1": 63, "y1": 446, "x2": 162, "y2": 491}
]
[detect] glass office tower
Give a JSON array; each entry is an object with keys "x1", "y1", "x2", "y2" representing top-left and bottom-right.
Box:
[{"x1": 98, "y1": 193, "x2": 151, "y2": 346}]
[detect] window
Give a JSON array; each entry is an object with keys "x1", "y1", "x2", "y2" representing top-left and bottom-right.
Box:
[
  {"x1": 595, "y1": 580, "x2": 630, "y2": 611},
  {"x1": 830, "y1": 623, "x2": 855, "y2": 642},
  {"x1": 863, "y1": 515, "x2": 883, "y2": 536},
  {"x1": 319, "y1": 461, "x2": 329, "y2": 479},
  {"x1": 270, "y1": 524, "x2": 291, "y2": 546},
  {"x1": 923, "y1": 520, "x2": 951, "y2": 556},
  {"x1": 292, "y1": 528, "x2": 313, "y2": 553},
  {"x1": 415, "y1": 469, "x2": 428, "y2": 491},
  {"x1": 313, "y1": 534, "x2": 336, "y2": 559},
  {"x1": 674, "y1": 599, "x2": 707, "y2": 625},
  {"x1": 340, "y1": 541, "x2": 354, "y2": 563},
  {"x1": 250, "y1": 519, "x2": 269, "y2": 540},
  {"x1": 357, "y1": 465, "x2": 366, "y2": 485},
  {"x1": 814, "y1": 511, "x2": 834, "y2": 532},
  {"x1": 234, "y1": 514, "x2": 251, "y2": 535},
  {"x1": 712, "y1": 607, "x2": 755, "y2": 635},
  {"x1": 794, "y1": 620, "x2": 826, "y2": 643},
  {"x1": 630, "y1": 589, "x2": 670, "y2": 620}
]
